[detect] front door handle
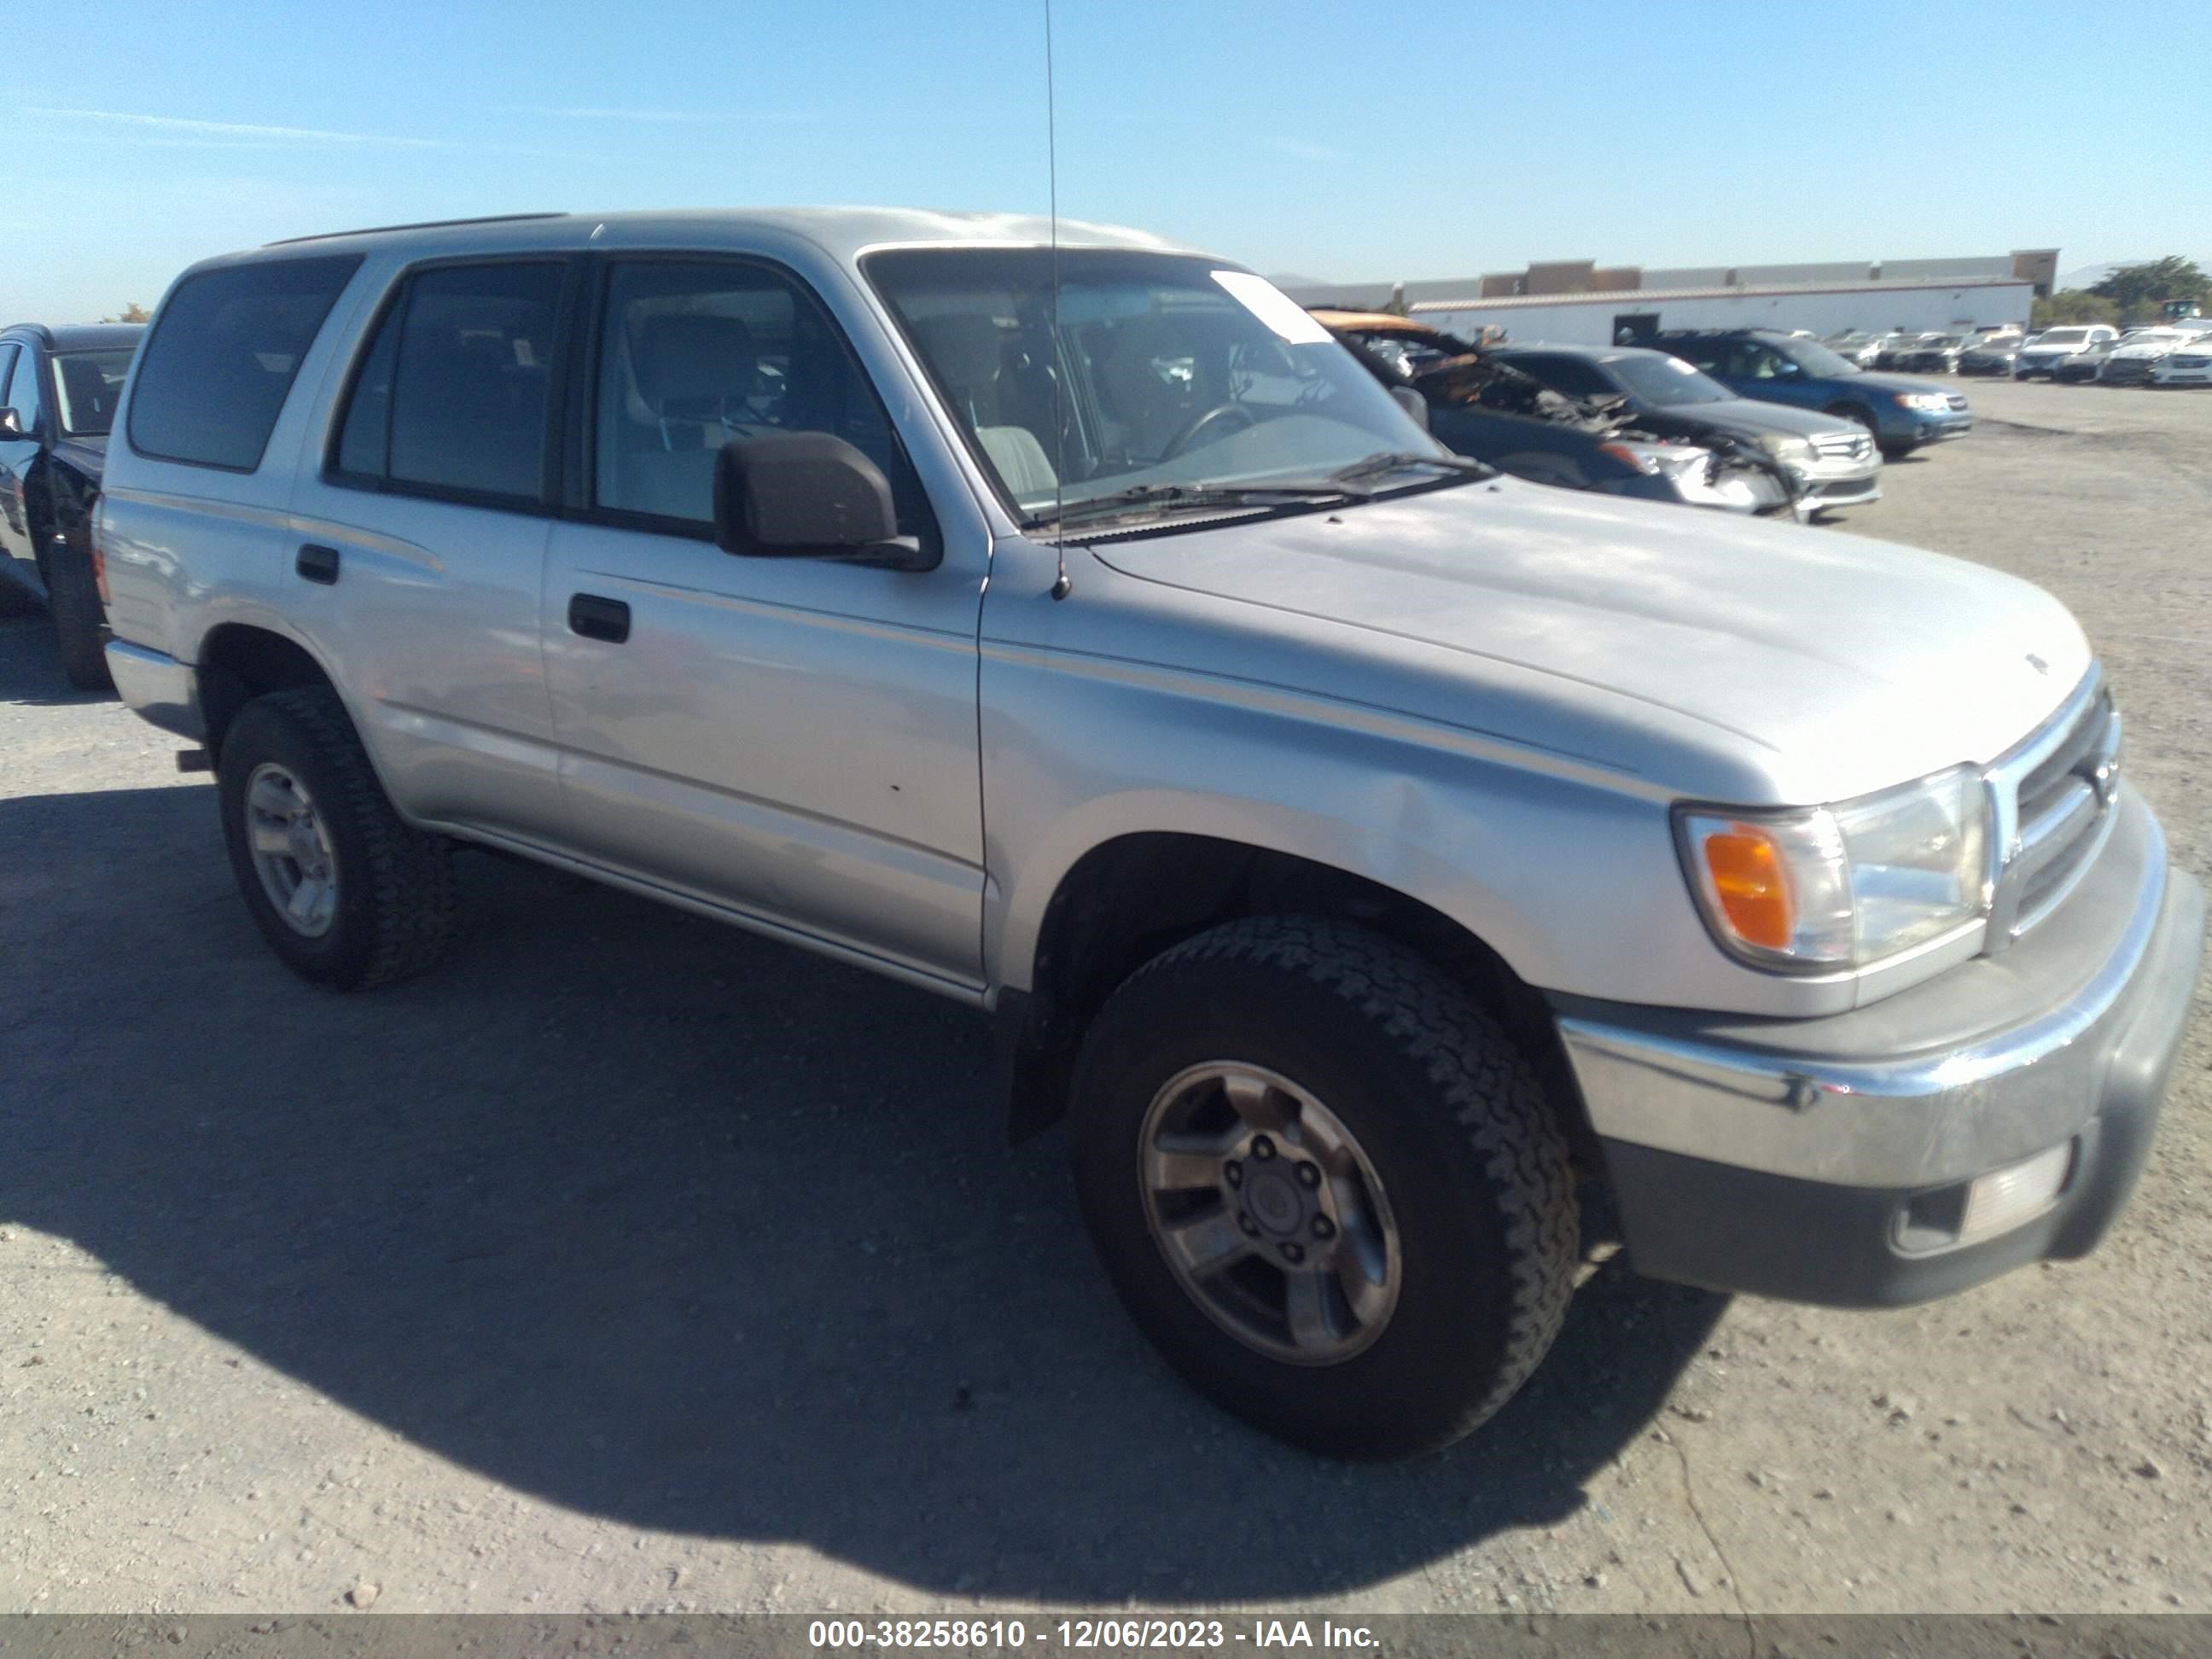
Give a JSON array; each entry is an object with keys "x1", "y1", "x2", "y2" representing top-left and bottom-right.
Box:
[
  {"x1": 568, "y1": 592, "x2": 631, "y2": 643},
  {"x1": 296, "y1": 544, "x2": 341, "y2": 585}
]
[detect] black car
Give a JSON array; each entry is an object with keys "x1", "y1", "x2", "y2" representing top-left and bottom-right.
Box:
[
  {"x1": 0, "y1": 322, "x2": 141, "y2": 687},
  {"x1": 1313, "y1": 311, "x2": 1800, "y2": 518},
  {"x1": 1493, "y1": 342, "x2": 1885, "y2": 512}
]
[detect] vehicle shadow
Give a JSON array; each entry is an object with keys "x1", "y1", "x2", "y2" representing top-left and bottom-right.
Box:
[
  {"x1": 0, "y1": 781, "x2": 1724, "y2": 1603},
  {"x1": 0, "y1": 614, "x2": 115, "y2": 707}
]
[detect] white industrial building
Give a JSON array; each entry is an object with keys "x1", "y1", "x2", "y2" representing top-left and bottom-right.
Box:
[{"x1": 1285, "y1": 251, "x2": 2057, "y2": 348}]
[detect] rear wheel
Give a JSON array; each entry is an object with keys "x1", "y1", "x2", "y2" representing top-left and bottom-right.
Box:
[
  {"x1": 217, "y1": 685, "x2": 456, "y2": 990},
  {"x1": 44, "y1": 541, "x2": 112, "y2": 690},
  {"x1": 1070, "y1": 917, "x2": 1578, "y2": 1458}
]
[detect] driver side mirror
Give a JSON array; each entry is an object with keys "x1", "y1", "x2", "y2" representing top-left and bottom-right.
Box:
[
  {"x1": 713, "y1": 432, "x2": 934, "y2": 572},
  {"x1": 0, "y1": 407, "x2": 25, "y2": 440},
  {"x1": 1388, "y1": 385, "x2": 1429, "y2": 431}
]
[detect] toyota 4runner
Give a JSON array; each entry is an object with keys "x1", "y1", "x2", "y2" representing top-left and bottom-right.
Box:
[{"x1": 98, "y1": 210, "x2": 2205, "y2": 1458}]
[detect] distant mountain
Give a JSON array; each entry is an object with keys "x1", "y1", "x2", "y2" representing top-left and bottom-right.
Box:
[
  {"x1": 2055, "y1": 261, "x2": 2126, "y2": 290},
  {"x1": 1265, "y1": 272, "x2": 1333, "y2": 289}
]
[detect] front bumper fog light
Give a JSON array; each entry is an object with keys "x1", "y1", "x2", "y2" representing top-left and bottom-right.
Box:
[
  {"x1": 1901, "y1": 1143, "x2": 2074, "y2": 1251},
  {"x1": 1959, "y1": 1144, "x2": 2074, "y2": 1243}
]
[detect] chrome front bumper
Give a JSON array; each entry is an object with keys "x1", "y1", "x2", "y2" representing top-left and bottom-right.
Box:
[{"x1": 1554, "y1": 790, "x2": 2204, "y2": 1305}]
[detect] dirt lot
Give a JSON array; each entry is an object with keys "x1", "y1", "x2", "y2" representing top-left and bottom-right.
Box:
[{"x1": 3, "y1": 377, "x2": 2209, "y2": 1619}]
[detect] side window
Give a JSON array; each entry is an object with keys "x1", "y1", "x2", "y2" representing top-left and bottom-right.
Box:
[
  {"x1": 128, "y1": 254, "x2": 360, "y2": 470},
  {"x1": 333, "y1": 261, "x2": 564, "y2": 502},
  {"x1": 1519, "y1": 355, "x2": 1616, "y2": 399},
  {"x1": 1667, "y1": 339, "x2": 1726, "y2": 376},
  {"x1": 0, "y1": 344, "x2": 20, "y2": 421},
  {"x1": 7, "y1": 346, "x2": 44, "y2": 432},
  {"x1": 1742, "y1": 342, "x2": 1788, "y2": 380},
  {"x1": 592, "y1": 259, "x2": 926, "y2": 533}
]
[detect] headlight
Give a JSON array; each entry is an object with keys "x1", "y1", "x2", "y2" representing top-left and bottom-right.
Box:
[
  {"x1": 1600, "y1": 439, "x2": 1708, "y2": 480},
  {"x1": 1900, "y1": 392, "x2": 1952, "y2": 411},
  {"x1": 1676, "y1": 766, "x2": 1988, "y2": 971},
  {"x1": 1756, "y1": 433, "x2": 1816, "y2": 463}
]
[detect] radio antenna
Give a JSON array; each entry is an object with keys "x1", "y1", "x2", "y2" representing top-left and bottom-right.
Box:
[{"x1": 1045, "y1": 0, "x2": 1072, "y2": 600}]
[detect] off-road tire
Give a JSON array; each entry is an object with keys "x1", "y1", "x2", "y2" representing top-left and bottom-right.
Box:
[
  {"x1": 217, "y1": 685, "x2": 456, "y2": 990},
  {"x1": 44, "y1": 542, "x2": 112, "y2": 690},
  {"x1": 1069, "y1": 916, "x2": 1578, "y2": 1458}
]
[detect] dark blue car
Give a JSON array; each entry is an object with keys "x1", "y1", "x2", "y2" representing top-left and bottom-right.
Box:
[{"x1": 1650, "y1": 329, "x2": 1972, "y2": 459}]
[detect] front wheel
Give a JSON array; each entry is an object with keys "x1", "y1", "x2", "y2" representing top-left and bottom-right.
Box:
[
  {"x1": 217, "y1": 685, "x2": 457, "y2": 990},
  {"x1": 1069, "y1": 917, "x2": 1578, "y2": 1458}
]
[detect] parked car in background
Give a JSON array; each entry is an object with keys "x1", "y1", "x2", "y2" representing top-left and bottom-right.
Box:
[
  {"x1": 2016, "y1": 325, "x2": 2119, "y2": 379},
  {"x1": 1651, "y1": 328, "x2": 1970, "y2": 458},
  {"x1": 2150, "y1": 339, "x2": 2212, "y2": 386},
  {"x1": 97, "y1": 208, "x2": 2203, "y2": 1458},
  {"x1": 2053, "y1": 335, "x2": 2127, "y2": 383},
  {"x1": 2098, "y1": 326, "x2": 2212, "y2": 386},
  {"x1": 0, "y1": 322, "x2": 141, "y2": 687},
  {"x1": 1492, "y1": 341, "x2": 1882, "y2": 511},
  {"x1": 1894, "y1": 333, "x2": 1969, "y2": 374},
  {"x1": 1959, "y1": 335, "x2": 2029, "y2": 375},
  {"x1": 1823, "y1": 331, "x2": 1887, "y2": 368},
  {"x1": 1314, "y1": 311, "x2": 1802, "y2": 517}
]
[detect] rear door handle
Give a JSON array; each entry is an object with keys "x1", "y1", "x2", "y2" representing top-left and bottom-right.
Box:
[
  {"x1": 296, "y1": 544, "x2": 341, "y2": 585},
  {"x1": 568, "y1": 592, "x2": 631, "y2": 643}
]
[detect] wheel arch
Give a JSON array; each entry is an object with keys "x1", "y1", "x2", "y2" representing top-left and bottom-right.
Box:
[
  {"x1": 195, "y1": 620, "x2": 342, "y2": 762},
  {"x1": 994, "y1": 827, "x2": 1588, "y2": 1157}
]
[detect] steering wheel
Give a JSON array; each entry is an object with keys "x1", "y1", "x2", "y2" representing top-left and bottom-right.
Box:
[{"x1": 1161, "y1": 403, "x2": 1257, "y2": 460}]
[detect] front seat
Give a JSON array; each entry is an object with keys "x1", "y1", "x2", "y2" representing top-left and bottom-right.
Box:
[
  {"x1": 634, "y1": 313, "x2": 768, "y2": 450},
  {"x1": 911, "y1": 313, "x2": 1058, "y2": 501}
]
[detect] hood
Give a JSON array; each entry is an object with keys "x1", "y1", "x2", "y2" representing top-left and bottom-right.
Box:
[
  {"x1": 1674, "y1": 398, "x2": 1860, "y2": 443},
  {"x1": 2019, "y1": 341, "x2": 2084, "y2": 357},
  {"x1": 2110, "y1": 337, "x2": 2193, "y2": 359},
  {"x1": 1839, "y1": 370, "x2": 1955, "y2": 396},
  {"x1": 1089, "y1": 481, "x2": 2088, "y2": 805}
]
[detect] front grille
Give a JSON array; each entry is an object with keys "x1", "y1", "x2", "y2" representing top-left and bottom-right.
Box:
[
  {"x1": 2170, "y1": 355, "x2": 2211, "y2": 370},
  {"x1": 1987, "y1": 677, "x2": 2122, "y2": 946},
  {"x1": 1812, "y1": 432, "x2": 1873, "y2": 462},
  {"x1": 2103, "y1": 358, "x2": 2153, "y2": 382}
]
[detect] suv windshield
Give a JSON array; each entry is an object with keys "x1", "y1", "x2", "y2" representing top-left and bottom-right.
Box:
[
  {"x1": 1773, "y1": 336, "x2": 1861, "y2": 376},
  {"x1": 1604, "y1": 353, "x2": 1733, "y2": 406},
  {"x1": 2037, "y1": 329, "x2": 2091, "y2": 346},
  {"x1": 866, "y1": 248, "x2": 1448, "y2": 523},
  {"x1": 53, "y1": 347, "x2": 136, "y2": 436}
]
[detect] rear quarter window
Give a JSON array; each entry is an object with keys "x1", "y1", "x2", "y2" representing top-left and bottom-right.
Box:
[{"x1": 128, "y1": 254, "x2": 362, "y2": 471}]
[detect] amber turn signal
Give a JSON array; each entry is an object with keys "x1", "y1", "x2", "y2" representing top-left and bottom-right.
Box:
[{"x1": 1700, "y1": 827, "x2": 1795, "y2": 951}]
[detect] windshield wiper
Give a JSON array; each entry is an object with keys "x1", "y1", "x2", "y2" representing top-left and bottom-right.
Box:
[
  {"x1": 1329, "y1": 450, "x2": 1493, "y2": 486},
  {"x1": 1022, "y1": 479, "x2": 1361, "y2": 532}
]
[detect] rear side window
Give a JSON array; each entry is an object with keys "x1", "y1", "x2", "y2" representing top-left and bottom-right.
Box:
[
  {"x1": 128, "y1": 255, "x2": 361, "y2": 470},
  {"x1": 333, "y1": 261, "x2": 565, "y2": 503}
]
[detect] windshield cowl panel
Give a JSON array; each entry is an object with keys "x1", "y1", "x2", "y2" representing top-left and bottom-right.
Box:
[{"x1": 864, "y1": 247, "x2": 1447, "y2": 529}]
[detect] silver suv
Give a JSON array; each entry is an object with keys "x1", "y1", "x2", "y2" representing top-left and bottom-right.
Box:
[{"x1": 98, "y1": 211, "x2": 2204, "y2": 1458}]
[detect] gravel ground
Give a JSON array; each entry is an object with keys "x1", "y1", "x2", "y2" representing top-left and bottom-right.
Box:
[{"x1": 3, "y1": 376, "x2": 2208, "y2": 1619}]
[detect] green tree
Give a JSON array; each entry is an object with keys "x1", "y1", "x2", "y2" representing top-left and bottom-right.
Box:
[
  {"x1": 2088, "y1": 257, "x2": 2210, "y2": 324},
  {"x1": 2031, "y1": 289, "x2": 2120, "y2": 328},
  {"x1": 100, "y1": 303, "x2": 151, "y2": 323}
]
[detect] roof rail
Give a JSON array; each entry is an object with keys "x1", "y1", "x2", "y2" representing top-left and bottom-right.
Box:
[{"x1": 265, "y1": 212, "x2": 567, "y2": 247}]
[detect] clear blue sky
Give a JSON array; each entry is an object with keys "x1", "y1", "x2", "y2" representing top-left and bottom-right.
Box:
[{"x1": 10, "y1": 0, "x2": 2209, "y2": 321}]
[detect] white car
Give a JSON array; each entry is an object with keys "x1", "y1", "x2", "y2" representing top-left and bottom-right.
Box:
[
  {"x1": 2015, "y1": 325, "x2": 2118, "y2": 379},
  {"x1": 2149, "y1": 335, "x2": 2212, "y2": 387},
  {"x1": 2098, "y1": 326, "x2": 2212, "y2": 387}
]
